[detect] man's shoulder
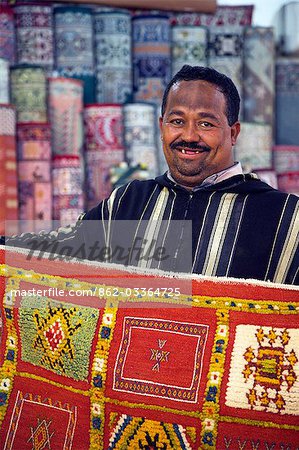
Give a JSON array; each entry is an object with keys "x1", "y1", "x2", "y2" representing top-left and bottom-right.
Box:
[{"x1": 83, "y1": 177, "x2": 164, "y2": 220}]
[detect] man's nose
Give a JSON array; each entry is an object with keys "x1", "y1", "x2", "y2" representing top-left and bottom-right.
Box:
[{"x1": 181, "y1": 122, "x2": 200, "y2": 141}]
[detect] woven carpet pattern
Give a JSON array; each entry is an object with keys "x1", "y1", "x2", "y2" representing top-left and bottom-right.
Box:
[{"x1": 0, "y1": 246, "x2": 298, "y2": 449}]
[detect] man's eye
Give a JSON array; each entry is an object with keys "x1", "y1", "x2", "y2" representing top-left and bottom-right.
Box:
[
  {"x1": 200, "y1": 122, "x2": 213, "y2": 128},
  {"x1": 170, "y1": 119, "x2": 184, "y2": 125}
]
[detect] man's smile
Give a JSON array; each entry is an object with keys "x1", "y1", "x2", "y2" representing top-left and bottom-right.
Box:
[{"x1": 170, "y1": 141, "x2": 211, "y2": 155}]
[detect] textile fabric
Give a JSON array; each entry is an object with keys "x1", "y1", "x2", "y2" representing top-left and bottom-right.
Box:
[
  {"x1": 208, "y1": 25, "x2": 244, "y2": 100},
  {"x1": 123, "y1": 102, "x2": 158, "y2": 176},
  {"x1": 84, "y1": 104, "x2": 125, "y2": 207},
  {"x1": 17, "y1": 123, "x2": 51, "y2": 162},
  {"x1": 14, "y1": 4, "x2": 54, "y2": 73},
  {"x1": 0, "y1": 106, "x2": 18, "y2": 236},
  {"x1": 278, "y1": 2, "x2": 299, "y2": 56},
  {"x1": 243, "y1": 27, "x2": 275, "y2": 125},
  {"x1": 0, "y1": 5, "x2": 15, "y2": 64},
  {"x1": 17, "y1": 123, "x2": 52, "y2": 233},
  {"x1": 132, "y1": 14, "x2": 171, "y2": 105},
  {"x1": 10, "y1": 65, "x2": 47, "y2": 123},
  {"x1": 254, "y1": 169, "x2": 278, "y2": 189},
  {"x1": 94, "y1": 11, "x2": 132, "y2": 104},
  {"x1": 273, "y1": 145, "x2": 299, "y2": 174},
  {"x1": 171, "y1": 26, "x2": 208, "y2": 76},
  {"x1": 278, "y1": 172, "x2": 299, "y2": 196},
  {"x1": 54, "y1": 5, "x2": 95, "y2": 103},
  {"x1": 170, "y1": 5, "x2": 253, "y2": 27},
  {"x1": 52, "y1": 156, "x2": 84, "y2": 226},
  {"x1": 275, "y1": 58, "x2": 299, "y2": 145},
  {"x1": 48, "y1": 77, "x2": 83, "y2": 156},
  {"x1": 234, "y1": 123, "x2": 273, "y2": 171},
  {"x1": 0, "y1": 246, "x2": 298, "y2": 449},
  {"x1": 0, "y1": 58, "x2": 9, "y2": 104},
  {"x1": 5, "y1": 174, "x2": 299, "y2": 285}
]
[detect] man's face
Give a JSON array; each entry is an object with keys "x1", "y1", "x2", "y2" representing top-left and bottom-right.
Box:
[{"x1": 159, "y1": 79, "x2": 240, "y2": 188}]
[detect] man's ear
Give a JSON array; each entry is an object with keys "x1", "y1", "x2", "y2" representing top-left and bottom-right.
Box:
[
  {"x1": 231, "y1": 121, "x2": 241, "y2": 146},
  {"x1": 159, "y1": 116, "x2": 163, "y2": 134}
]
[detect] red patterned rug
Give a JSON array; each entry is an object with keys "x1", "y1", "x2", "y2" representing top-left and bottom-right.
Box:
[{"x1": 0, "y1": 246, "x2": 298, "y2": 449}]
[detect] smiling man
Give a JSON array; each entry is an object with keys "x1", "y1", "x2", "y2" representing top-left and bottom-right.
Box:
[
  {"x1": 160, "y1": 75, "x2": 240, "y2": 189},
  {"x1": 3, "y1": 65, "x2": 299, "y2": 284}
]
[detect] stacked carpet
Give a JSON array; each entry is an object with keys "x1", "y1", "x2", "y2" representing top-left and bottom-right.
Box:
[
  {"x1": 123, "y1": 102, "x2": 158, "y2": 176},
  {"x1": 170, "y1": 5, "x2": 253, "y2": 27},
  {"x1": 171, "y1": 25, "x2": 207, "y2": 76},
  {"x1": 52, "y1": 156, "x2": 84, "y2": 226},
  {"x1": 273, "y1": 145, "x2": 299, "y2": 174},
  {"x1": 94, "y1": 10, "x2": 132, "y2": 104},
  {"x1": 0, "y1": 106, "x2": 18, "y2": 236},
  {"x1": 17, "y1": 123, "x2": 52, "y2": 233},
  {"x1": 275, "y1": 58, "x2": 299, "y2": 146},
  {"x1": 0, "y1": 58, "x2": 9, "y2": 104},
  {"x1": 0, "y1": 5, "x2": 15, "y2": 64},
  {"x1": 243, "y1": 27, "x2": 275, "y2": 125},
  {"x1": 10, "y1": 65, "x2": 47, "y2": 123},
  {"x1": 132, "y1": 14, "x2": 171, "y2": 105},
  {"x1": 48, "y1": 77, "x2": 83, "y2": 157},
  {"x1": 53, "y1": 5, "x2": 95, "y2": 103},
  {"x1": 14, "y1": 3, "x2": 54, "y2": 73},
  {"x1": 0, "y1": 245, "x2": 298, "y2": 449},
  {"x1": 84, "y1": 104, "x2": 125, "y2": 207},
  {"x1": 208, "y1": 25, "x2": 244, "y2": 98},
  {"x1": 234, "y1": 123, "x2": 273, "y2": 172},
  {"x1": 277, "y1": 172, "x2": 299, "y2": 196}
]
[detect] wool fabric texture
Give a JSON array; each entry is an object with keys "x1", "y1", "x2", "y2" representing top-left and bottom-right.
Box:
[
  {"x1": 234, "y1": 123, "x2": 273, "y2": 171},
  {"x1": 277, "y1": 172, "x2": 299, "y2": 196},
  {"x1": 208, "y1": 25, "x2": 244, "y2": 101},
  {"x1": 0, "y1": 58, "x2": 9, "y2": 104},
  {"x1": 48, "y1": 77, "x2": 83, "y2": 156},
  {"x1": 84, "y1": 104, "x2": 125, "y2": 207},
  {"x1": 273, "y1": 145, "x2": 299, "y2": 174},
  {"x1": 123, "y1": 102, "x2": 158, "y2": 176},
  {"x1": 0, "y1": 5, "x2": 15, "y2": 64},
  {"x1": 171, "y1": 25, "x2": 208, "y2": 76},
  {"x1": 5, "y1": 174, "x2": 298, "y2": 284},
  {"x1": 0, "y1": 106, "x2": 18, "y2": 236},
  {"x1": 10, "y1": 64, "x2": 47, "y2": 123},
  {"x1": 132, "y1": 14, "x2": 171, "y2": 105},
  {"x1": 14, "y1": 4, "x2": 54, "y2": 73},
  {"x1": 54, "y1": 5, "x2": 95, "y2": 103},
  {"x1": 275, "y1": 58, "x2": 299, "y2": 145},
  {"x1": 17, "y1": 123, "x2": 52, "y2": 233},
  {"x1": 94, "y1": 11, "x2": 132, "y2": 104},
  {"x1": 170, "y1": 5, "x2": 253, "y2": 27},
  {"x1": 0, "y1": 245, "x2": 298, "y2": 449},
  {"x1": 52, "y1": 156, "x2": 84, "y2": 226},
  {"x1": 243, "y1": 27, "x2": 275, "y2": 125},
  {"x1": 277, "y1": 2, "x2": 299, "y2": 56}
]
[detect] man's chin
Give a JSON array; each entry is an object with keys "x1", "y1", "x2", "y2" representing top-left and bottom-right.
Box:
[{"x1": 170, "y1": 169, "x2": 206, "y2": 187}]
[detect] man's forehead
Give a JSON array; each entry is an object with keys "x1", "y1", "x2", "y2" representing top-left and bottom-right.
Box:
[
  {"x1": 169, "y1": 79, "x2": 222, "y2": 94},
  {"x1": 166, "y1": 79, "x2": 226, "y2": 108}
]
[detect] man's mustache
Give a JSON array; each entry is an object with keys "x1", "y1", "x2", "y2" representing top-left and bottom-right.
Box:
[{"x1": 170, "y1": 141, "x2": 211, "y2": 152}]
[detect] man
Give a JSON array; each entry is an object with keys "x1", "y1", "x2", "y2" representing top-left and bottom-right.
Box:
[{"x1": 3, "y1": 65, "x2": 299, "y2": 284}]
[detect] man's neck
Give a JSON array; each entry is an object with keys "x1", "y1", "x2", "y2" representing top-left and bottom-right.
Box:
[{"x1": 167, "y1": 162, "x2": 243, "y2": 191}]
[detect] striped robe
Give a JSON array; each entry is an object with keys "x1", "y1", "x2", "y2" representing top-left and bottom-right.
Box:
[{"x1": 4, "y1": 173, "x2": 299, "y2": 284}]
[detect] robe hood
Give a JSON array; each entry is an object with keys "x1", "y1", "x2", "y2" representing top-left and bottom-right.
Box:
[{"x1": 155, "y1": 172, "x2": 277, "y2": 195}]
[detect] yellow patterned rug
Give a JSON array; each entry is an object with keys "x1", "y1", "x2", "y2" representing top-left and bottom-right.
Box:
[{"x1": 0, "y1": 245, "x2": 298, "y2": 449}]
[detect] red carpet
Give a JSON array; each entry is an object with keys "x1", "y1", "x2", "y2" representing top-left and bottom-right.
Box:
[{"x1": 0, "y1": 246, "x2": 298, "y2": 449}]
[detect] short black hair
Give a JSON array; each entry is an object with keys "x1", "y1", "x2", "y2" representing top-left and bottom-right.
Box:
[{"x1": 161, "y1": 65, "x2": 240, "y2": 126}]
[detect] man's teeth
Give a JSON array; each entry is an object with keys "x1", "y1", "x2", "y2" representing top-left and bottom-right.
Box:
[{"x1": 181, "y1": 149, "x2": 200, "y2": 154}]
